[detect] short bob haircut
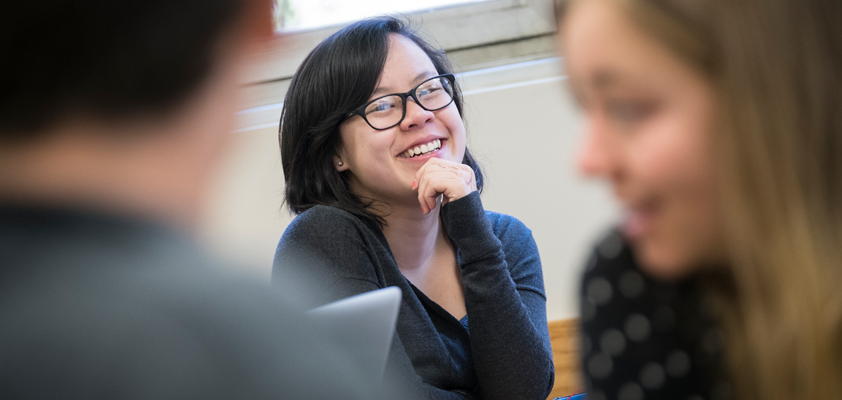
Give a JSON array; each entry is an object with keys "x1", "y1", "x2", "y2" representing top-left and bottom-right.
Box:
[{"x1": 280, "y1": 17, "x2": 484, "y2": 228}]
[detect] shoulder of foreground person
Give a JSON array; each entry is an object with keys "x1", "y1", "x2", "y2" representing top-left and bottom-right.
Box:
[
  {"x1": 0, "y1": 262, "x2": 379, "y2": 400},
  {"x1": 0, "y1": 209, "x2": 379, "y2": 400}
]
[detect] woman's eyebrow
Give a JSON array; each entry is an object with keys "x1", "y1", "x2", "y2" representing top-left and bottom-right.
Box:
[
  {"x1": 370, "y1": 70, "x2": 439, "y2": 97},
  {"x1": 370, "y1": 87, "x2": 393, "y2": 98},
  {"x1": 412, "y1": 70, "x2": 437, "y2": 83}
]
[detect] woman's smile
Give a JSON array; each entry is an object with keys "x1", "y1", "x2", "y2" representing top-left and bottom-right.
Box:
[
  {"x1": 622, "y1": 198, "x2": 661, "y2": 240},
  {"x1": 398, "y1": 138, "x2": 446, "y2": 161}
]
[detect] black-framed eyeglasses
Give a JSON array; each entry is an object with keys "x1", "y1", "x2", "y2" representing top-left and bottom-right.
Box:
[{"x1": 341, "y1": 74, "x2": 456, "y2": 130}]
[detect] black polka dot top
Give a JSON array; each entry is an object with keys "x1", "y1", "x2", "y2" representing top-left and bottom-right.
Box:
[{"x1": 579, "y1": 230, "x2": 733, "y2": 400}]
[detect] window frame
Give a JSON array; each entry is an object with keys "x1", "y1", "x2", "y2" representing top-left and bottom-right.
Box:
[{"x1": 239, "y1": 0, "x2": 559, "y2": 111}]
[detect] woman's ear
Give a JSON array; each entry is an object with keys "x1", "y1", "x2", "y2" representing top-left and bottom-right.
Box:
[
  {"x1": 334, "y1": 155, "x2": 349, "y2": 172},
  {"x1": 335, "y1": 135, "x2": 351, "y2": 171}
]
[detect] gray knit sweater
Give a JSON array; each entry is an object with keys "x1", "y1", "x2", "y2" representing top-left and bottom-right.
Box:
[{"x1": 272, "y1": 192, "x2": 554, "y2": 400}]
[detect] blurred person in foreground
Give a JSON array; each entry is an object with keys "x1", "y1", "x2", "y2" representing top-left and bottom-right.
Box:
[
  {"x1": 0, "y1": 1, "x2": 376, "y2": 399},
  {"x1": 558, "y1": 0, "x2": 842, "y2": 399}
]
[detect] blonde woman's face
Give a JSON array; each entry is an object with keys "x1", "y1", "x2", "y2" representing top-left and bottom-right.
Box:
[{"x1": 561, "y1": 0, "x2": 726, "y2": 279}]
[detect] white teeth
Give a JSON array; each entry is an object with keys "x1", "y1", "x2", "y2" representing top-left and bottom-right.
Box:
[{"x1": 402, "y1": 139, "x2": 443, "y2": 158}]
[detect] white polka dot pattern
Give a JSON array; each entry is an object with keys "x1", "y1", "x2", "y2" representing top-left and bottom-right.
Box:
[
  {"x1": 600, "y1": 329, "x2": 626, "y2": 356},
  {"x1": 618, "y1": 271, "x2": 645, "y2": 298},
  {"x1": 624, "y1": 314, "x2": 651, "y2": 342},
  {"x1": 639, "y1": 362, "x2": 666, "y2": 389},
  {"x1": 580, "y1": 230, "x2": 728, "y2": 400},
  {"x1": 586, "y1": 277, "x2": 613, "y2": 306},
  {"x1": 587, "y1": 352, "x2": 614, "y2": 379},
  {"x1": 597, "y1": 232, "x2": 623, "y2": 259},
  {"x1": 618, "y1": 382, "x2": 643, "y2": 400},
  {"x1": 665, "y1": 350, "x2": 691, "y2": 377}
]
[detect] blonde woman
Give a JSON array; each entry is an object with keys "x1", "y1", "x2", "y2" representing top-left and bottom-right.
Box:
[{"x1": 558, "y1": 0, "x2": 842, "y2": 399}]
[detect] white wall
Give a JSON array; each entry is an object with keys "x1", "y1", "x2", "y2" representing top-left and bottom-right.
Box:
[{"x1": 198, "y1": 58, "x2": 619, "y2": 321}]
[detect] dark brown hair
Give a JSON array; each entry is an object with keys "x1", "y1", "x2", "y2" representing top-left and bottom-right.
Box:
[
  {"x1": 279, "y1": 17, "x2": 484, "y2": 228},
  {"x1": 0, "y1": 0, "x2": 258, "y2": 139}
]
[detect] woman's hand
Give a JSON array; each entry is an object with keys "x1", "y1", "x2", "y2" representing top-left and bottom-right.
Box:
[{"x1": 412, "y1": 158, "x2": 477, "y2": 214}]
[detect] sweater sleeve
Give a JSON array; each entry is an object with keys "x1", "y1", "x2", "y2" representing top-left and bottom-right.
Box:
[
  {"x1": 441, "y1": 192, "x2": 555, "y2": 400},
  {"x1": 272, "y1": 207, "x2": 475, "y2": 400}
]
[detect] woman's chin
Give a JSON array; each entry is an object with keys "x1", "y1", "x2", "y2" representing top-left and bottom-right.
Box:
[{"x1": 632, "y1": 239, "x2": 700, "y2": 282}]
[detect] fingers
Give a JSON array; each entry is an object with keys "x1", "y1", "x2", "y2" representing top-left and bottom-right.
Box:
[
  {"x1": 413, "y1": 158, "x2": 477, "y2": 214},
  {"x1": 414, "y1": 158, "x2": 472, "y2": 186},
  {"x1": 418, "y1": 180, "x2": 439, "y2": 213}
]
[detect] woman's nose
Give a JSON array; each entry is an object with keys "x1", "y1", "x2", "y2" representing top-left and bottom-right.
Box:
[
  {"x1": 400, "y1": 98, "x2": 435, "y2": 130},
  {"x1": 577, "y1": 115, "x2": 616, "y2": 178}
]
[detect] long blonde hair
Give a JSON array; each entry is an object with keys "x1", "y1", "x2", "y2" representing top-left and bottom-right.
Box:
[{"x1": 564, "y1": 0, "x2": 842, "y2": 398}]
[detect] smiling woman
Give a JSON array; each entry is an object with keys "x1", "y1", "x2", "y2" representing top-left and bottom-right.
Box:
[
  {"x1": 272, "y1": 17, "x2": 555, "y2": 400},
  {"x1": 559, "y1": 0, "x2": 842, "y2": 399}
]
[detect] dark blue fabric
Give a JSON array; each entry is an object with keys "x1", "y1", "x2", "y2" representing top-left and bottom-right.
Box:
[{"x1": 273, "y1": 192, "x2": 554, "y2": 400}]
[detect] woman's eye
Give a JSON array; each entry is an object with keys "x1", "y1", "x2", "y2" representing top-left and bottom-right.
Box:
[
  {"x1": 418, "y1": 88, "x2": 436, "y2": 97},
  {"x1": 418, "y1": 84, "x2": 442, "y2": 97},
  {"x1": 367, "y1": 101, "x2": 394, "y2": 113},
  {"x1": 605, "y1": 100, "x2": 655, "y2": 124}
]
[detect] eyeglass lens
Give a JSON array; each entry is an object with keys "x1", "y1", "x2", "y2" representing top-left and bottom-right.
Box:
[{"x1": 363, "y1": 76, "x2": 454, "y2": 129}]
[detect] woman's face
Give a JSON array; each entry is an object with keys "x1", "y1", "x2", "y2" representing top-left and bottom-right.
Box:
[
  {"x1": 561, "y1": 0, "x2": 726, "y2": 279},
  {"x1": 337, "y1": 34, "x2": 467, "y2": 206}
]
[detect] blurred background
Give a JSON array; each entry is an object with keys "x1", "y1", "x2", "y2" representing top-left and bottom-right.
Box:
[{"x1": 199, "y1": 0, "x2": 618, "y2": 323}]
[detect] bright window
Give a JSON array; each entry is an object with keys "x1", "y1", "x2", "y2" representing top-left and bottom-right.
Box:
[
  {"x1": 243, "y1": 0, "x2": 559, "y2": 112},
  {"x1": 275, "y1": 0, "x2": 491, "y2": 31}
]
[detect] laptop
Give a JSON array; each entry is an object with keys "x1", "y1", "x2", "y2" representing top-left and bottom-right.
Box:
[
  {"x1": 307, "y1": 287, "x2": 401, "y2": 384},
  {"x1": 553, "y1": 394, "x2": 587, "y2": 400}
]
